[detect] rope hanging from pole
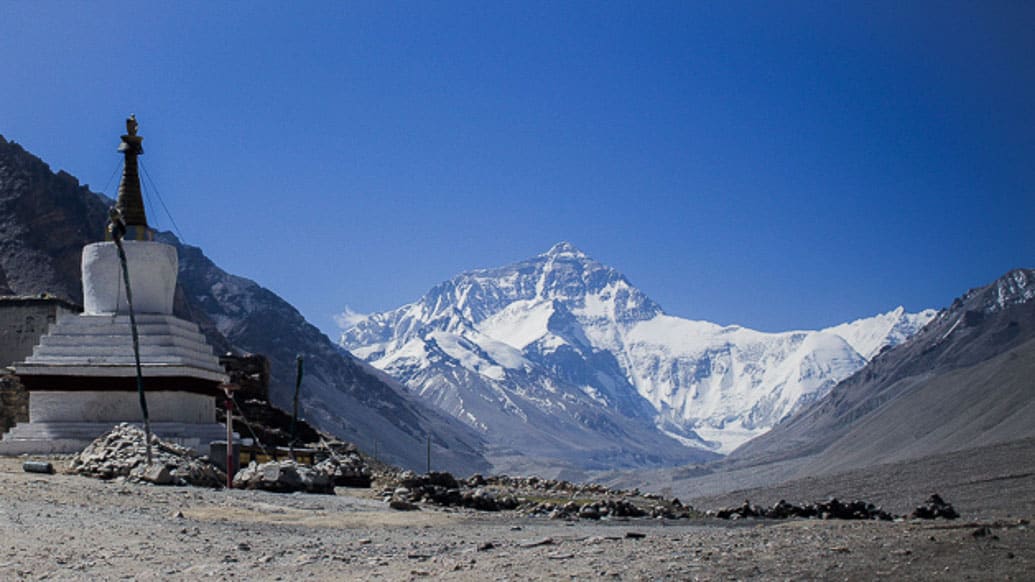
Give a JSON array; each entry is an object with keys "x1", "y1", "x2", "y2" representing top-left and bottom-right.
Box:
[
  {"x1": 223, "y1": 384, "x2": 236, "y2": 489},
  {"x1": 228, "y1": 393, "x2": 272, "y2": 458},
  {"x1": 108, "y1": 207, "x2": 153, "y2": 465},
  {"x1": 290, "y1": 355, "x2": 303, "y2": 459}
]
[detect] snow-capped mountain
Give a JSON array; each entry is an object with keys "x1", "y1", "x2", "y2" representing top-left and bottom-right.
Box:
[
  {"x1": 823, "y1": 306, "x2": 938, "y2": 359},
  {"x1": 340, "y1": 242, "x2": 934, "y2": 470}
]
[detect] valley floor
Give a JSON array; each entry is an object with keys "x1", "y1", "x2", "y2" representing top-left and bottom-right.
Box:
[
  {"x1": 666, "y1": 437, "x2": 1035, "y2": 523},
  {"x1": 0, "y1": 458, "x2": 1031, "y2": 580}
]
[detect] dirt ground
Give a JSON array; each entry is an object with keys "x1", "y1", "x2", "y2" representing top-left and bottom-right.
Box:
[{"x1": 1, "y1": 457, "x2": 1032, "y2": 580}]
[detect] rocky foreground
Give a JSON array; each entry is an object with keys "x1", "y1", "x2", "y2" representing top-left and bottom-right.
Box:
[
  {"x1": 0, "y1": 454, "x2": 1030, "y2": 581},
  {"x1": 0, "y1": 427, "x2": 1025, "y2": 579},
  {"x1": 65, "y1": 426, "x2": 939, "y2": 524}
]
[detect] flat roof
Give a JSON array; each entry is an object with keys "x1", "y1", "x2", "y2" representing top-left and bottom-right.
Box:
[{"x1": 0, "y1": 295, "x2": 82, "y2": 312}]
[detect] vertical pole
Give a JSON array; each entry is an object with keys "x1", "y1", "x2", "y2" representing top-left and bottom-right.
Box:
[
  {"x1": 110, "y1": 210, "x2": 151, "y2": 465},
  {"x1": 224, "y1": 387, "x2": 233, "y2": 489},
  {"x1": 290, "y1": 355, "x2": 303, "y2": 459}
]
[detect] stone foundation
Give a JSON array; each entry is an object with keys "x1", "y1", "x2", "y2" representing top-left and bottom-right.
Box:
[
  {"x1": 0, "y1": 296, "x2": 80, "y2": 368},
  {"x1": 0, "y1": 389, "x2": 227, "y2": 455},
  {"x1": 30, "y1": 390, "x2": 216, "y2": 423},
  {"x1": 0, "y1": 420, "x2": 228, "y2": 455}
]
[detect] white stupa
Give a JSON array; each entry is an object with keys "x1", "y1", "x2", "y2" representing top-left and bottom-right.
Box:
[{"x1": 0, "y1": 116, "x2": 228, "y2": 454}]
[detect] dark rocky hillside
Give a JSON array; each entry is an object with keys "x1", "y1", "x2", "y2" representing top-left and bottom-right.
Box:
[
  {"x1": 0, "y1": 138, "x2": 110, "y2": 302},
  {"x1": 0, "y1": 135, "x2": 489, "y2": 475}
]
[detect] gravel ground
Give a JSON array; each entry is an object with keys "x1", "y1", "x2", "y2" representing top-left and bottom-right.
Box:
[{"x1": 1, "y1": 457, "x2": 1032, "y2": 580}]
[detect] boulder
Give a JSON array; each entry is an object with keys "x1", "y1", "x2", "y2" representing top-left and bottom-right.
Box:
[
  {"x1": 911, "y1": 494, "x2": 959, "y2": 520},
  {"x1": 232, "y1": 460, "x2": 334, "y2": 494}
]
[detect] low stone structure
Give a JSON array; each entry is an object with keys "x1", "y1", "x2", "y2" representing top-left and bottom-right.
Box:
[
  {"x1": 0, "y1": 295, "x2": 79, "y2": 368},
  {"x1": 219, "y1": 352, "x2": 270, "y2": 401}
]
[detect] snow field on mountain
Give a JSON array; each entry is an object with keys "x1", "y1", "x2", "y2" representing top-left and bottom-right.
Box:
[{"x1": 823, "y1": 306, "x2": 937, "y2": 359}]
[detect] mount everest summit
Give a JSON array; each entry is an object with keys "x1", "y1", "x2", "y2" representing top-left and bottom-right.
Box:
[{"x1": 340, "y1": 242, "x2": 935, "y2": 474}]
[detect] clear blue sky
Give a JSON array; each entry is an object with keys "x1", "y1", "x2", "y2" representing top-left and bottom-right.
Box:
[{"x1": 2, "y1": 1, "x2": 1032, "y2": 338}]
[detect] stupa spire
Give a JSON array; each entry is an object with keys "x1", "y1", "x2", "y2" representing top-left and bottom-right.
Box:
[{"x1": 112, "y1": 114, "x2": 152, "y2": 241}]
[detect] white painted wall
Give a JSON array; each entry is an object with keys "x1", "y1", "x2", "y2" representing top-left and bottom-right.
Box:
[
  {"x1": 82, "y1": 241, "x2": 178, "y2": 315},
  {"x1": 30, "y1": 390, "x2": 216, "y2": 423}
]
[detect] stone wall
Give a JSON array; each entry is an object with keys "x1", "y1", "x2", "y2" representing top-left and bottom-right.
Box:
[
  {"x1": 0, "y1": 375, "x2": 28, "y2": 435},
  {"x1": 0, "y1": 296, "x2": 80, "y2": 368},
  {"x1": 220, "y1": 353, "x2": 270, "y2": 401}
]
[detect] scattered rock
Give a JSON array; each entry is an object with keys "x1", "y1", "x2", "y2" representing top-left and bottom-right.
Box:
[
  {"x1": 715, "y1": 498, "x2": 894, "y2": 521},
  {"x1": 578, "y1": 504, "x2": 600, "y2": 520},
  {"x1": 971, "y1": 526, "x2": 997, "y2": 539},
  {"x1": 140, "y1": 464, "x2": 173, "y2": 486},
  {"x1": 389, "y1": 499, "x2": 420, "y2": 511},
  {"x1": 911, "y1": 494, "x2": 959, "y2": 520}
]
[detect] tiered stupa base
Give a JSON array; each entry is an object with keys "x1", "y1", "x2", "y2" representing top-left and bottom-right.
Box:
[{"x1": 2, "y1": 310, "x2": 230, "y2": 456}]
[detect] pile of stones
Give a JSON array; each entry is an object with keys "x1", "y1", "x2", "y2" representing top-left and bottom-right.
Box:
[
  {"x1": 715, "y1": 498, "x2": 896, "y2": 521},
  {"x1": 520, "y1": 498, "x2": 662, "y2": 520},
  {"x1": 231, "y1": 451, "x2": 372, "y2": 494},
  {"x1": 69, "y1": 423, "x2": 225, "y2": 488},
  {"x1": 232, "y1": 460, "x2": 334, "y2": 494},
  {"x1": 910, "y1": 494, "x2": 960, "y2": 519},
  {"x1": 315, "y1": 443, "x2": 372, "y2": 487},
  {"x1": 383, "y1": 471, "x2": 520, "y2": 511},
  {"x1": 715, "y1": 494, "x2": 961, "y2": 521},
  {"x1": 379, "y1": 470, "x2": 693, "y2": 519},
  {"x1": 467, "y1": 474, "x2": 617, "y2": 496}
]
